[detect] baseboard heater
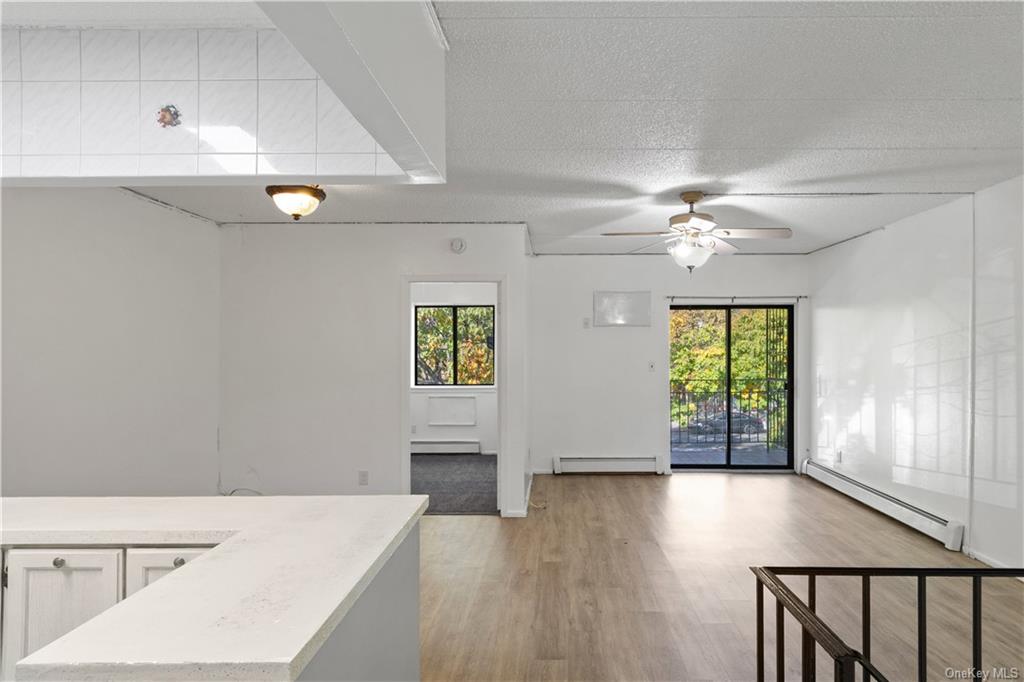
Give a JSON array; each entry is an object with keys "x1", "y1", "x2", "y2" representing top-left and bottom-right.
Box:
[
  {"x1": 802, "y1": 459, "x2": 964, "y2": 551},
  {"x1": 412, "y1": 440, "x2": 481, "y2": 454},
  {"x1": 554, "y1": 455, "x2": 661, "y2": 474}
]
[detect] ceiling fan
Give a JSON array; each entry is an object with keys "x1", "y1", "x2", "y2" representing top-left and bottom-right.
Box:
[{"x1": 601, "y1": 191, "x2": 792, "y2": 271}]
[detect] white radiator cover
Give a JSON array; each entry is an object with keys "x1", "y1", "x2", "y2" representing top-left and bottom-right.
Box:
[
  {"x1": 554, "y1": 455, "x2": 665, "y2": 474},
  {"x1": 802, "y1": 459, "x2": 964, "y2": 551}
]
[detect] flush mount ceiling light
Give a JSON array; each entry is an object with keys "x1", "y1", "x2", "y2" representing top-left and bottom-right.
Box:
[{"x1": 265, "y1": 185, "x2": 326, "y2": 221}]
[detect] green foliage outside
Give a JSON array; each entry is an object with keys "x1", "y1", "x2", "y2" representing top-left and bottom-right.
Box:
[
  {"x1": 456, "y1": 306, "x2": 495, "y2": 385},
  {"x1": 416, "y1": 306, "x2": 494, "y2": 385}
]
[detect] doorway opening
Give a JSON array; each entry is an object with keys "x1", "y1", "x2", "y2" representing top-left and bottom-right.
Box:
[
  {"x1": 408, "y1": 282, "x2": 499, "y2": 514},
  {"x1": 669, "y1": 305, "x2": 794, "y2": 469}
]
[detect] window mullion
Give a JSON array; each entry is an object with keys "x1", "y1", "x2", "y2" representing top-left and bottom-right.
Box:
[{"x1": 452, "y1": 306, "x2": 459, "y2": 386}]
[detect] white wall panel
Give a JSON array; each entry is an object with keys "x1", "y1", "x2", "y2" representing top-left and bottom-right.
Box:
[
  {"x1": 2, "y1": 187, "x2": 221, "y2": 495},
  {"x1": 969, "y1": 177, "x2": 1023, "y2": 567},
  {"x1": 810, "y1": 196, "x2": 973, "y2": 526},
  {"x1": 409, "y1": 281, "x2": 499, "y2": 453},
  {"x1": 219, "y1": 224, "x2": 529, "y2": 513},
  {"x1": 809, "y1": 177, "x2": 1023, "y2": 566},
  {"x1": 528, "y1": 254, "x2": 810, "y2": 473}
]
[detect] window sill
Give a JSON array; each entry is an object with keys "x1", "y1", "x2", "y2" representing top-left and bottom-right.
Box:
[{"x1": 410, "y1": 385, "x2": 497, "y2": 394}]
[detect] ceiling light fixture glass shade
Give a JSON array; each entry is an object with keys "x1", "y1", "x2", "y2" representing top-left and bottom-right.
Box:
[
  {"x1": 266, "y1": 185, "x2": 326, "y2": 220},
  {"x1": 668, "y1": 238, "x2": 714, "y2": 271},
  {"x1": 669, "y1": 211, "x2": 717, "y2": 232}
]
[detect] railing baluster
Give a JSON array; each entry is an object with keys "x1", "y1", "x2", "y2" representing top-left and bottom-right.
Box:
[
  {"x1": 752, "y1": 566, "x2": 1024, "y2": 682},
  {"x1": 757, "y1": 579, "x2": 765, "y2": 682},
  {"x1": 777, "y1": 597, "x2": 785, "y2": 682},
  {"x1": 972, "y1": 575, "x2": 982, "y2": 675},
  {"x1": 803, "y1": 575, "x2": 816, "y2": 681},
  {"x1": 917, "y1": 576, "x2": 927, "y2": 682},
  {"x1": 835, "y1": 657, "x2": 855, "y2": 682},
  {"x1": 862, "y1": 576, "x2": 871, "y2": 682}
]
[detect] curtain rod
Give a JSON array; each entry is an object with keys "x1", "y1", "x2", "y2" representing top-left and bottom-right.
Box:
[{"x1": 665, "y1": 295, "x2": 807, "y2": 300}]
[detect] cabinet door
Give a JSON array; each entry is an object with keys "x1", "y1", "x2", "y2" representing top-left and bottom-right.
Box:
[
  {"x1": 1, "y1": 548, "x2": 122, "y2": 680},
  {"x1": 125, "y1": 548, "x2": 206, "y2": 596}
]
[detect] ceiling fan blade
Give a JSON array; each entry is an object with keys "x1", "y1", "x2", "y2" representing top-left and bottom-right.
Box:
[
  {"x1": 699, "y1": 236, "x2": 739, "y2": 255},
  {"x1": 709, "y1": 227, "x2": 792, "y2": 240},
  {"x1": 626, "y1": 236, "x2": 677, "y2": 255},
  {"x1": 601, "y1": 231, "x2": 676, "y2": 237}
]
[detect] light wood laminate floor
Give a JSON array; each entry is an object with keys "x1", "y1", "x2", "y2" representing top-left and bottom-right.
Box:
[{"x1": 420, "y1": 473, "x2": 1023, "y2": 682}]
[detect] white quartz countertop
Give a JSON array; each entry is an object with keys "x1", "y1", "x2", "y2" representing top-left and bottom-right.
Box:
[{"x1": 1, "y1": 494, "x2": 428, "y2": 681}]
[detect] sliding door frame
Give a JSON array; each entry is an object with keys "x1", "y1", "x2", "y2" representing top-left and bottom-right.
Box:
[{"x1": 670, "y1": 304, "x2": 795, "y2": 470}]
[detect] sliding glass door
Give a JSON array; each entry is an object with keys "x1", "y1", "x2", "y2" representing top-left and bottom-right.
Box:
[{"x1": 669, "y1": 305, "x2": 793, "y2": 469}]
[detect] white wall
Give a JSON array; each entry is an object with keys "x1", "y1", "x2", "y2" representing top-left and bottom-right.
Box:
[
  {"x1": 410, "y1": 282, "x2": 498, "y2": 454},
  {"x1": 809, "y1": 177, "x2": 1023, "y2": 567},
  {"x1": 1, "y1": 187, "x2": 220, "y2": 495},
  {"x1": 970, "y1": 177, "x2": 1023, "y2": 567},
  {"x1": 219, "y1": 224, "x2": 530, "y2": 514},
  {"x1": 528, "y1": 254, "x2": 811, "y2": 474}
]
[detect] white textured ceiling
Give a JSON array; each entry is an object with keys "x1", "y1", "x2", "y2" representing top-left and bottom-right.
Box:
[
  {"x1": 0, "y1": 2, "x2": 273, "y2": 29},
  {"x1": 138, "y1": 1, "x2": 1022, "y2": 254}
]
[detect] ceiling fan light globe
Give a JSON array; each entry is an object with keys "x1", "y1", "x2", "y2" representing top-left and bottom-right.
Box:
[{"x1": 667, "y1": 240, "x2": 714, "y2": 269}]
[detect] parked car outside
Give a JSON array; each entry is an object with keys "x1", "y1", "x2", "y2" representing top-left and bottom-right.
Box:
[{"x1": 686, "y1": 411, "x2": 766, "y2": 435}]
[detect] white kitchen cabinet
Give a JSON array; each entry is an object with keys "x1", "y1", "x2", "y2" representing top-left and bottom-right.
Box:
[
  {"x1": 1, "y1": 548, "x2": 122, "y2": 680},
  {"x1": 125, "y1": 548, "x2": 206, "y2": 596}
]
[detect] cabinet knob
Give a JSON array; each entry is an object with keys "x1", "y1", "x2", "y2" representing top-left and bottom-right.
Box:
[
  {"x1": 173, "y1": 557, "x2": 186, "y2": 568},
  {"x1": 52, "y1": 557, "x2": 66, "y2": 568}
]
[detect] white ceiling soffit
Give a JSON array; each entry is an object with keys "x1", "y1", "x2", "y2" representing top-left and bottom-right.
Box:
[
  {"x1": 0, "y1": 2, "x2": 274, "y2": 29},
  {"x1": 259, "y1": 1, "x2": 447, "y2": 183},
  {"x1": 135, "y1": 1, "x2": 1022, "y2": 254}
]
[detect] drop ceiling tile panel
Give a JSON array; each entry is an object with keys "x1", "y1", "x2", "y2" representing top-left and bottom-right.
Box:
[
  {"x1": 198, "y1": 153, "x2": 256, "y2": 175},
  {"x1": 81, "y1": 154, "x2": 139, "y2": 176},
  {"x1": 139, "y1": 154, "x2": 197, "y2": 176},
  {"x1": 21, "y1": 82, "x2": 80, "y2": 155},
  {"x1": 199, "y1": 80, "x2": 257, "y2": 153},
  {"x1": 2, "y1": 30, "x2": 21, "y2": 81},
  {"x1": 20, "y1": 30, "x2": 80, "y2": 81},
  {"x1": 198, "y1": 29, "x2": 257, "y2": 80},
  {"x1": 258, "y1": 79, "x2": 316, "y2": 153},
  {"x1": 140, "y1": 80, "x2": 198, "y2": 154},
  {"x1": 82, "y1": 30, "x2": 140, "y2": 81},
  {"x1": 1, "y1": 82, "x2": 21, "y2": 156},
  {"x1": 316, "y1": 79, "x2": 374, "y2": 154},
  {"x1": 82, "y1": 82, "x2": 139, "y2": 155},
  {"x1": 257, "y1": 30, "x2": 315, "y2": 80},
  {"x1": 140, "y1": 30, "x2": 198, "y2": 81},
  {"x1": 315, "y1": 153, "x2": 375, "y2": 175},
  {"x1": 257, "y1": 153, "x2": 315, "y2": 175},
  {"x1": 21, "y1": 155, "x2": 79, "y2": 176}
]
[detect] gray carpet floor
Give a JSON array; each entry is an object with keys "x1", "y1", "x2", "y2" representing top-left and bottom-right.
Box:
[{"x1": 411, "y1": 454, "x2": 498, "y2": 515}]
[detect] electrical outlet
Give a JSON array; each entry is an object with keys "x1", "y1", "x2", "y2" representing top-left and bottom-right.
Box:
[
  {"x1": 411, "y1": 424, "x2": 417, "y2": 434},
  {"x1": 583, "y1": 317, "x2": 591, "y2": 329},
  {"x1": 358, "y1": 470, "x2": 369, "y2": 486}
]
